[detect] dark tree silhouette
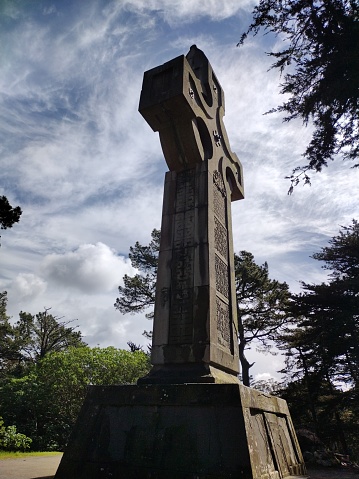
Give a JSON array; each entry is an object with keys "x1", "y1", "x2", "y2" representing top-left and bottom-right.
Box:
[
  {"x1": 114, "y1": 229, "x2": 159, "y2": 320},
  {"x1": 235, "y1": 251, "x2": 291, "y2": 386},
  {"x1": 239, "y1": 0, "x2": 359, "y2": 190},
  {"x1": 0, "y1": 196, "x2": 22, "y2": 245}
]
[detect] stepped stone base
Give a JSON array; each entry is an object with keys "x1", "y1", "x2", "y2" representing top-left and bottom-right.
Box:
[{"x1": 55, "y1": 383, "x2": 307, "y2": 479}]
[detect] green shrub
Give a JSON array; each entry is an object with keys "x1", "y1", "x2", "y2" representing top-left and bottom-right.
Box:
[{"x1": 0, "y1": 417, "x2": 32, "y2": 451}]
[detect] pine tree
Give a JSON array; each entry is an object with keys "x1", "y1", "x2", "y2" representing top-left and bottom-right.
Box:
[
  {"x1": 0, "y1": 196, "x2": 22, "y2": 230},
  {"x1": 239, "y1": 0, "x2": 359, "y2": 189},
  {"x1": 0, "y1": 303, "x2": 86, "y2": 376},
  {"x1": 279, "y1": 220, "x2": 359, "y2": 455},
  {"x1": 114, "y1": 229, "x2": 159, "y2": 321},
  {"x1": 235, "y1": 251, "x2": 292, "y2": 386}
]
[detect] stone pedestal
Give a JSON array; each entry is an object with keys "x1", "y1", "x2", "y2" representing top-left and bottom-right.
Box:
[{"x1": 55, "y1": 383, "x2": 307, "y2": 479}]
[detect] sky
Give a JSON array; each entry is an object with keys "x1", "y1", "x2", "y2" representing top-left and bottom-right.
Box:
[{"x1": 1, "y1": 0, "x2": 358, "y2": 382}]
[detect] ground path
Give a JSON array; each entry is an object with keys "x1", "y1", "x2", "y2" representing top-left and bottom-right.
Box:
[
  {"x1": 0, "y1": 454, "x2": 358, "y2": 479},
  {"x1": 0, "y1": 454, "x2": 62, "y2": 479},
  {"x1": 307, "y1": 466, "x2": 359, "y2": 479}
]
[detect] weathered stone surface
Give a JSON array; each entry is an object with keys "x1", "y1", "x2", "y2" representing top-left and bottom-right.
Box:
[{"x1": 55, "y1": 383, "x2": 307, "y2": 479}]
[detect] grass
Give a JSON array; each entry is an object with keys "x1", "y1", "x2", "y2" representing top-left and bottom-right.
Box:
[{"x1": 0, "y1": 450, "x2": 62, "y2": 460}]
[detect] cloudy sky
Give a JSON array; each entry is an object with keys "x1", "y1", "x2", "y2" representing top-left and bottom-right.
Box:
[{"x1": 1, "y1": 0, "x2": 358, "y2": 381}]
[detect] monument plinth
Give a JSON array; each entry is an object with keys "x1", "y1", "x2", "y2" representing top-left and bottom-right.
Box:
[{"x1": 55, "y1": 46, "x2": 308, "y2": 479}]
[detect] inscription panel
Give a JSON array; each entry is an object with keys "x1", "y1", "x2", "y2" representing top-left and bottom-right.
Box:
[
  {"x1": 169, "y1": 248, "x2": 194, "y2": 344},
  {"x1": 172, "y1": 248, "x2": 194, "y2": 289},
  {"x1": 169, "y1": 169, "x2": 197, "y2": 345},
  {"x1": 176, "y1": 169, "x2": 195, "y2": 212},
  {"x1": 170, "y1": 292, "x2": 193, "y2": 343},
  {"x1": 174, "y1": 211, "x2": 194, "y2": 249}
]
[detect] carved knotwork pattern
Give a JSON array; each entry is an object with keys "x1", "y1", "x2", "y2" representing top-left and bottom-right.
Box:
[
  {"x1": 216, "y1": 297, "x2": 231, "y2": 348},
  {"x1": 215, "y1": 254, "x2": 229, "y2": 298},
  {"x1": 213, "y1": 170, "x2": 226, "y2": 196},
  {"x1": 213, "y1": 187, "x2": 226, "y2": 224},
  {"x1": 214, "y1": 216, "x2": 228, "y2": 259},
  {"x1": 213, "y1": 170, "x2": 226, "y2": 223}
]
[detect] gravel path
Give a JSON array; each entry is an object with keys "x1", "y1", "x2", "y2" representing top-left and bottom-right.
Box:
[
  {"x1": 307, "y1": 466, "x2": 359, "y2": 479},
  {"x1": 0, "y1": 454, "x2": 62, "y2": 479},
  {"x1": 0, "y1": 455, "x2": 358, "y2": 479}
]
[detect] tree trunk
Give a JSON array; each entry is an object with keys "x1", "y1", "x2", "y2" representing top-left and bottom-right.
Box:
[
  {"x1": 237, "y1": 309, "x2": 254, "y2": 386},
  {"x1": 299, "y1": 348, "x2": 319, "y2": 431},
  {"x1": 239, "y1": 342, "x2": 253, "y2": 386}
]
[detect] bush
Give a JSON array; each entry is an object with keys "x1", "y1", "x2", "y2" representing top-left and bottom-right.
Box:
[{"x1": 0, "y1": 417, "x2": 32, "y2": 451}]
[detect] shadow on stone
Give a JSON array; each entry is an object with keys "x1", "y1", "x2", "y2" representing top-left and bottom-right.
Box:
[{"x1": 55, "y1": 384, "x2": 307, "y2": 479}]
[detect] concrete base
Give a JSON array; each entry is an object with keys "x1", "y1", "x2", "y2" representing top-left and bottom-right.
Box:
[{"x1": 55, "y1": 383, "x2": 307, "y2": 479}]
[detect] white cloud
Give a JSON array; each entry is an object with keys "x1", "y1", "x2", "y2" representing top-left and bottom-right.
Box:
[
  {"x1": 254, "y1": 372, "x2": 274, "y2": 381},
  {"x1": 11, "y1": 273, "x2": 47, "y2": 301},
  {"x1": 251, "y1": 355, "x2": 285, "y2": 382},
  {"x1": 1, "y1": 0, "x2": 358, "y2": 380},
  {"x1": 123, "y1": 0, "x2": 253, "y2": 25},
  {"x1": 42, "y1": 243, "x2": 134, "y2": 293}
]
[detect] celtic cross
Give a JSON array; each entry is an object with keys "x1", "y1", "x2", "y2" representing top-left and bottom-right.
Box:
[{"x1": 139, "y1": 45, "x2": 244, "y2": 383}]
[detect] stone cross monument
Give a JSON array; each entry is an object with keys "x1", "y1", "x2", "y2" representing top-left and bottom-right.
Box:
[
  {"x1": 139, "y1": 45, "x2": 243, "y2": 384},
  {"x1": 55, "y1": 46, "x2": 308, "y2": 479}
]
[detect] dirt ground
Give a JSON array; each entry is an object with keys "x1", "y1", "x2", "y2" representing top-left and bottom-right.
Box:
[
  {"x1": 0, "y1": 455, "x2": 358, "y2": 479},
  {"x1": 307, "y1": 465, "x2": 359, "y2": 479},
  {"x1": 0, "y1": 454, "x2": 62, "y2": 479}
]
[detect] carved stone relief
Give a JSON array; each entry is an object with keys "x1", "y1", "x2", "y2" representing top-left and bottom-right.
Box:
[
  {"x1": 215, "y1": 254, "x2": 229, "y2": 299},
  {"x1": 213, "y1": 171, "x2": 226, "y2": 224},
  {"x1": 213, "y1": 169, "x2": 232, "y2": 349},
  {"x1": 216, "y1": 297, "x2": 231, "y2": 348},
  {"x1": 214, "y1": 216, "x2": 228, "y2": 260}
]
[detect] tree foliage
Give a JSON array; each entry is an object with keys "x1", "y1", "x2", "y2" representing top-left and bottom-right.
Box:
[
  {"x1": 278, "y1": 220, "x2": 359, "y2": 456},
  {"x1": 252, "y1": 377, "x2": 281, "y2": 395},
  {"x1": 312, "y1": 218, "x2": 359, "y2": 281},
  {"x1": 0, "y1": 304, "x2": 86, "y2": 377},
  {"x1": 0, "y1": 298, "x2": 151, "y2": 450},
  {"x1": 0, "y1": 292, "x2": 19, "y2": 374},
  {"x1": 281, "y1": 220, "x2": 359, "y2": 387},
  {"x1": 235, "y1": 251, "x2": 292, "y2": 386},
  {"x1": 114, "y1": 229, "x2": 159, "y2": 320},
  {"x1": 239, "y1": 0, "x2": 359, "y2": 189},
  {"x1": 0, "y1": 416, "x2": 32, "y2": 451},
  {"x1": 14, "y1": 308, "x2": 86, "y2": 362},
  {"x1": 0, "y1": 196, "x2": 22, "y2": 230},
  {"x1": 0, "y1": 347, "x2": 150, "y2": 450},
  {"x1": 285, "y1": 281, "x2": 359, "y2": 386}
]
